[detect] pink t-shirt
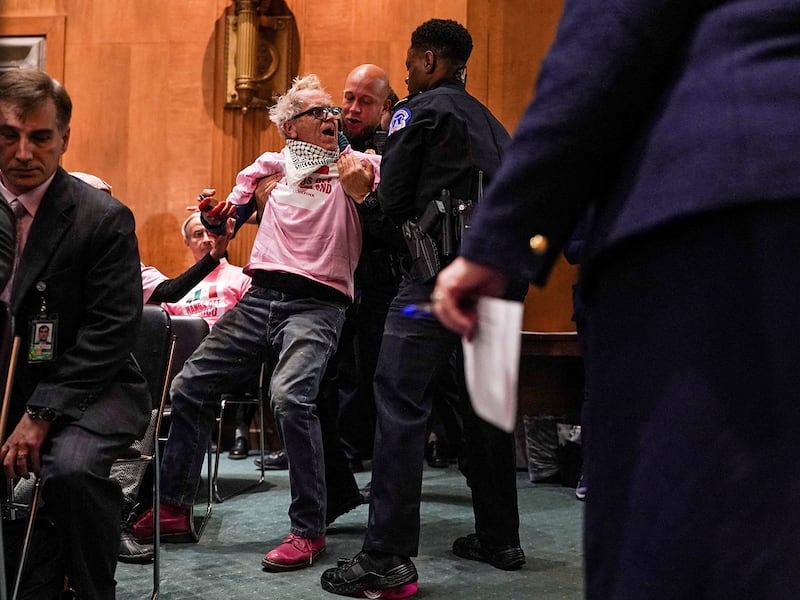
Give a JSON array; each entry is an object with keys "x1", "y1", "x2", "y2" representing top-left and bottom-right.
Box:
[
  {"x1": 226, "y1": 146, "x2": 381, "y2": 300},
  {"x1": 140, "y1": 263, "x2": 167, "y2": 304},
  {"x1": 161, "y1": 259, "x2": 252, "y2": 328}
]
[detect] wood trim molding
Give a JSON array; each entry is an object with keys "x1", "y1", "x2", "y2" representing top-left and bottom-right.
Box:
[{"x1": 0, "y1": 15, "x2": 66, "y2": 80}]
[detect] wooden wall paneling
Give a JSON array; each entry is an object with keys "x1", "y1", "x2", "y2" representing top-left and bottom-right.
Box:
[
  {"x1": 468, "y1": 0, "x2": 576, "y2": 332},
  {"x1": 284, "y1": 0, "x2": 467, "y2": 102},
  {"x1": 58, "y1": 1, "x2": 228, "y2": 276},
  {"x1": 61, "y1": 41, "x2": 133, "y2": 190}
]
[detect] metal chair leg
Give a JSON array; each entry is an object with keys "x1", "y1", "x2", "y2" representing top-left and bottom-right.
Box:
[
  {"x1": 211, "y1": 396, "x2": 266, "y2": 502},
  {"x1": 194, "y1": 440, "x2": 214, "y2": 539},
  {"x1": 151, "y1": 433, "x2": 160, "y2": 600},
  {"x1": 11, "y1": 477, "x2": 41, "y2": 600}
]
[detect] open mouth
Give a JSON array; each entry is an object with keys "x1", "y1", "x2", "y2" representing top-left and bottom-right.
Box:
[{"x1": 321, "y1": 124, "x2": 336, "y2": 138}]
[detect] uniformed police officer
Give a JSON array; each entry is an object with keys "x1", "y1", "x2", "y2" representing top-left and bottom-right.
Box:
[{"x1": 322, "y1": 19, "x2": 525, "y2": 598}]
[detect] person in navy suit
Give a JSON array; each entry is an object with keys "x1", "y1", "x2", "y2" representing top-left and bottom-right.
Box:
[
  {"x1": 434, "y1": 1, "x2": 800, "y2": 598},
  {"x1": 0, "y1": 69, "x2": 149, "y2": 599}
]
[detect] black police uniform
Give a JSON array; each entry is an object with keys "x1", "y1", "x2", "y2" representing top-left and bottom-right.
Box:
[
  {"x1": 359, "y1": 80, "x2": 524, "y2": 558},
  {"x1": 331, "y1": 128, "x2": 402, "y2": 468}
]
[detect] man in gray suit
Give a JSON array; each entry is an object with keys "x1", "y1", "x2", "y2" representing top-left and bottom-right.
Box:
[{"x1": 0, "y1": 69, "x2": 149, "y2": 599}]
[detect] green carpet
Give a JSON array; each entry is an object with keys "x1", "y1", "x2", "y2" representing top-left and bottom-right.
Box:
[{"x1": 116, "y1": 458, "x2": 584, "y2": 599}]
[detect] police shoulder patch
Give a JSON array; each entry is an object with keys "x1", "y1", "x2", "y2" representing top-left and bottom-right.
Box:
[{"x1": 388, "y1": 108, "x2": 411, "y2": 135}]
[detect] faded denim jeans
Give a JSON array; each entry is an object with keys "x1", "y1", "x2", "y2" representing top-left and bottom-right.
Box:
[{"x1": 160, "y1": 285, "x2": 346, "y2": 537}]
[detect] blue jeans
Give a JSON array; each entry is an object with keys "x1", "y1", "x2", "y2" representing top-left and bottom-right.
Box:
[{"x1": 160, "y1": 285, "x2": 346, "y2": 537}]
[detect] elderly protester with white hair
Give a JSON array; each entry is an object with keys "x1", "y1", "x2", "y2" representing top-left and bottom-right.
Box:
[{"x1": 132, "y1": 74, "x2": 381, "y2": 572}]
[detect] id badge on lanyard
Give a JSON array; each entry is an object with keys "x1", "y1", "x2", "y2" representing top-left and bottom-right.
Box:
[{"x1": 27, "y1": 281, "x2": 57, "y2": 363}]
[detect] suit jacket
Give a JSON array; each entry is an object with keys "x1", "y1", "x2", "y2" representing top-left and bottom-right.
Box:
[
  {"x1": 0, "y1": 199, "x2": 13, "y2": 291},
  {"x1": 9, "y1": 167, "x2": 149, "y2": 438},
  {"x1": 461, "y1": 0, "x2": 800, "y2": 285}
]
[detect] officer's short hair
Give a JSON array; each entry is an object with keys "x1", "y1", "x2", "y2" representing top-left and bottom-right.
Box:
[{"x1": 411, "y1": 19, "x2": 473, "y2": 65}]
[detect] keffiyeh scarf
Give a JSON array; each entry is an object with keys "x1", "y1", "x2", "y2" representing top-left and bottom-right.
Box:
[{"x1": 285, "y1": 139, "x2": 340, "y2": 188}]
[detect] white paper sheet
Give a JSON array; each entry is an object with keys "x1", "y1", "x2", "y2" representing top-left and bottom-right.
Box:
[{"x1": 462, "y1": 297, "x2": 524, "y2": 433}]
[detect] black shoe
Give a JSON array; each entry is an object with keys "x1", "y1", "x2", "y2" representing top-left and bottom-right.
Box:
[
  {"x1": 228, "y1": 435, "x2": 250, "y2": 460},
  {"x1": 326, "y1": 493, "x2": 366, "y2": 526},
  {"x1": 425, "y1": 440, "x2": 449, "y2": 469},
  {"x1": 320, "y1": 551, "x2": 418, "y2": 597},
  {"x1": 254, "y1": 449, "x2": 288, "y2": 470},
  {"x1": 348, "y1": 458, "x2": 365, "y2": 473},
  {"x1": 118, "y1": 528, "x2": 154, "y2": 564},
  {"x1": 452, "y1": 534, "x2": 525, "y2": 571},
  {"x1": 359, "y1": 481, "x2": 372, "y2": 504}
]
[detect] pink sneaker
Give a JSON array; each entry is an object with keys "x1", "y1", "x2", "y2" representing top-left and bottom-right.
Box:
[
  {"x1": 261, "y1": 533, "x2": 326, "y2": 571},
  {"x1": 359, "y1": 582, "x2": 419, "y2": 598}
]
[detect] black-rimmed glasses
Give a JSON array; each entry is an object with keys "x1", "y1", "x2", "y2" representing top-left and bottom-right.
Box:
[{"x1": 289, "y1": 106, "x2": 343, "y2": 121}]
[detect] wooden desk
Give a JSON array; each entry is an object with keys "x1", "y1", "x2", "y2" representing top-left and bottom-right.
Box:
[
  {"x1": 513, "y1": 331, "x2": 585, "y2": 470},
  {"x1": 520, "y1": 331, "x2": 582, "y2": 358},
  {"x1": 517, "y1": 331, "x2": 584, "y2": 417}
]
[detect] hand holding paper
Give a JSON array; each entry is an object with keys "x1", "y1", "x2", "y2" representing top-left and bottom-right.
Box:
[{"x1": 461, "y1": 297, "x2": 523, "y2": 433}]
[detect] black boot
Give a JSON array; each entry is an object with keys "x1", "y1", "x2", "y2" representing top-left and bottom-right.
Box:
[
  {"x1": 119, "y1": 528, "x2": 154, "y2": 564},
  {"x1": 228, "y1": 427, "x2": 250, "y2": 460}
]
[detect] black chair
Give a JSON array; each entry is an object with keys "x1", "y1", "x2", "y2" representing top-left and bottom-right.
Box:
[
  {"x1": 212, "y1": 360, "x2": 269, "y2": 502},
  {"x1": 112, "y1": 305, "x2": 175, "y2": 600},
  {"x1": 161, "y1": 316, "x2": 212, "y2": 535},
  {"x1": 0, "y1": 301, "x2": 16, "y2": 600},
  {"x1": 5, "y1": 305, "x2": 175, "y2": 600},
  {"x1": 0, "y1": 301, "x2": 18, "y2": 441}
]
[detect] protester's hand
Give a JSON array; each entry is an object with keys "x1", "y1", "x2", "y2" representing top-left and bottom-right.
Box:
[
  {"x1": 209, "y1": 218, "x2": 236, "y2": 260},
  {"x1": 336, "y1": 154, "x2": 374, "y2": 202},
  {"x1": 254, "y1": 174, "x2": 281, "y2": 223},
  {"x1": 432, "y1": 257, "x2": 509, "y2": 340},
  {"x1": 0, "y1": 416, "x2": 51, "y2": 479},
  {"x1": 196, "y1": 188, "x2": 217, "y2": 212},
  {"x1": 196, "y1": 188, "x2": 233, "y2": 225}
]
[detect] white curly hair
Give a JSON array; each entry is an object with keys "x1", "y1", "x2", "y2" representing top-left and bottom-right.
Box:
[{"x1": 268, "y1": 74, "x2": 332, "y2": 136}]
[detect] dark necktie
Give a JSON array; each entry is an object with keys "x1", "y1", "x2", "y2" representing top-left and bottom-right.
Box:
[{"x1": 2, "y1": 199, "x2": 26, "y2": 303}]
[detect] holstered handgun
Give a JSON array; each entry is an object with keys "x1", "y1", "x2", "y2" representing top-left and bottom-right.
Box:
[
  {"x1": 401, "y1": 176, "x2": 483, "y2": 282},
  {"x1": 401, "y1": 198, "x2": 445, "y2": 282}
]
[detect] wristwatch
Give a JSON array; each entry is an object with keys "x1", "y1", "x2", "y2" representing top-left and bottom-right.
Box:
[
  {"x1": 26, "y1": 406, "x2": 58, "y2": 422},
  {"x1": 361, "y1": 191, "x2": 379, "y2": 210}
]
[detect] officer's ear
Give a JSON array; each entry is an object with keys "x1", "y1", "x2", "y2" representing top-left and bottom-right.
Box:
[{"x1": 423, "y1": 50, "x2": 436, "y2": 74}]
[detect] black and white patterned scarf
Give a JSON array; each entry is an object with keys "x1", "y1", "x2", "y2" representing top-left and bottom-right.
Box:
[{"x1": 285, "y1": 139, "x2": 340, "y2": 188}]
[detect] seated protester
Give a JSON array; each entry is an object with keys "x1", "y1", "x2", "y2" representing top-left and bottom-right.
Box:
[
  {"x1": 132, "y1": 74, "x2": 381, "y2": 572},
  {"x1": 140, "y1": 225, "x2": 235, "y2": 306},
  {"x1": 69, "y1": 172, "x2": 236, "y2": 306},
  {"x1": 161, "y1": 211, "x2": 251, "y2": 328}
]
